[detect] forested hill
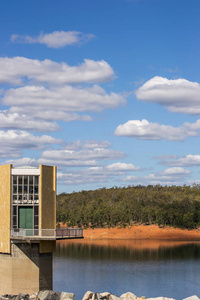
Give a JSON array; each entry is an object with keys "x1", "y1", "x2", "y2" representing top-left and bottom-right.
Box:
[{"x1": 56, "y1": 185, "x2": 200, "y2": 229}]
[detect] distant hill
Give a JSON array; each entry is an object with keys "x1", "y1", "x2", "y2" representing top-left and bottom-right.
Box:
[{"x1": 56, "y1": 184, "x2": 200, "y2": 229}]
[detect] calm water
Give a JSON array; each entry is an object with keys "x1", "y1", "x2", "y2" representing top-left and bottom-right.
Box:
[{"x1": 53, "y1": 240, "x2": 200, "y2": 300}]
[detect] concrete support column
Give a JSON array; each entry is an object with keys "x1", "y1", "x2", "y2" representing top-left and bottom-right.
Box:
[{"x1": 0, "y1": 242, "x2": 53, "y2": 295}]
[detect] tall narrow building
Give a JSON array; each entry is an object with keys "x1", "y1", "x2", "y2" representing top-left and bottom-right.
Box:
[{"x1": 0, "y1": 164, "x2": 57, "y2": 294}]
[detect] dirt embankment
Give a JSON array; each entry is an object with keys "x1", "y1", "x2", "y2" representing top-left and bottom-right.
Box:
[{"x1": 60, "y1": 224, "x2": 200, "y2": 240}]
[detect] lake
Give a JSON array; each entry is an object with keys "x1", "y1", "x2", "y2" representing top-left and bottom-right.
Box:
[{"x1": 53, "y1": 239, "x2": 200, "y2": 300}]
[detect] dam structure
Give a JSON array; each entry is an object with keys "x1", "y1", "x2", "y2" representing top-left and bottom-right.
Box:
[{"x1": 0, "y1": 164, "x2": 57, "y2": 295}]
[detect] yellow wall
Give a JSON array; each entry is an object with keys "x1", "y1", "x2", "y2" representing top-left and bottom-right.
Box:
[
  {"x1": 39, "y1": 165, "x2": 56, "y2": 253},
  {"x1": 39, "y1": 240, "x2": 56, "y2": 253},
  {"x1": 0, "y1": 164, "x2": 12, "y2": 253}
]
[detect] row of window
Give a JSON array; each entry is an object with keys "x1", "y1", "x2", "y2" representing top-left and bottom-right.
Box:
[
  {"x1": 13, "y1": 175, "x2": 39, "y2": 185},
  {"x1": 12, "y1": 175, "x2": 39, "y2": 204},
  {"x1": 12, "y1": 175, "x2": 40, "y2": 228}
]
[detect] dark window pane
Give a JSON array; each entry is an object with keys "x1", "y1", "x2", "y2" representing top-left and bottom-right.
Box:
[
  {"x1": 34, "y1": 206, "x2": 39, "y2": 215},
  {"x1": 13, "y1": 186, "x2": 17, "y2": 194},
  {"x1": 13, "y1": 206, "x2": 17, "y2": 215},
  {"x1": 18, "y1": 186, "x2": 22, "y2": 194},
  {"x1": 34, "y1": 216, "x2": 38, "y2": 226},
  {"x1": 29, "y1": 176, "x2": 33, "y2": 185},
  {"x1": 24, "y1": 176, "x2": 28, "y2": 185},
  {"x1": 18, "y1": 176, "x2": 22, "y2": 185},
  {"x1": 29, "y1": 186, "x2": 33, "y2": 194},
  {"x1": 35, "y1": 176, "x2": 39, "y2": 185},
  {"x1": 34, "y1": 186, "x2": 38, "y2": 194},
  {"x1": 13, "y1": 176, "x2": 17, "y2": 185},
  {"x1": 13, "y1": 195, "x2": 17, "y2": 201},
  {"x1": 24, "y1": 185, "x2": 28, "y2": 194},
  {"x1": 13, "y1": 216, "x2": 17, "y2": 226}
]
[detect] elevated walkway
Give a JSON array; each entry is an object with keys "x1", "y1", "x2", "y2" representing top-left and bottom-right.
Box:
[
  {"x1": 56, "y1": 228, "x2": 83, "y2": 239},
  {"x1": 10, "y1": 228, "x2": 83, "y2": 242}
]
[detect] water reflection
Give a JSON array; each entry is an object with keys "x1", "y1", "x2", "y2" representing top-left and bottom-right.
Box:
[
  {"x1": 54, "y1": 240, "x2": 200, "y2": 300},
  {"x1": 56, "y1": 239, "x2": 200, "y2": 261}
]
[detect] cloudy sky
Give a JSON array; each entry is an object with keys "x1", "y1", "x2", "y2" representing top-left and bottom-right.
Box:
[{"x1": 1, "y1": 0, "x2": 200, "y2": 193}]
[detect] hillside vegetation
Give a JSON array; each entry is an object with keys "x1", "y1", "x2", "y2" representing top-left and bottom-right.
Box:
[{"x1": 56, "y1": 185, "x2": 200, "y2": 229}]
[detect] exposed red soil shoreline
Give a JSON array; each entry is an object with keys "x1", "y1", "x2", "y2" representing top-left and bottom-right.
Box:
[{"x1": 60, "y1": 224, "x2": 200, "y2": 241}]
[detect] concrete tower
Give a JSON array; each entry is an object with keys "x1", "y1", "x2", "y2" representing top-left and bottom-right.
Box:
[{"x1": 0, "y1": 164, "x2": 57, "y2": 294}]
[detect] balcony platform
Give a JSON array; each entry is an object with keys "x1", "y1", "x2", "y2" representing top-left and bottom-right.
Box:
[
  {"x1": 55, "y1": 228, "x2": 83, "y2": 239},
  {"x1": 10, "y1": 228, "x2": 83, "y2": 242},
  {"x1": 11, "y1": 236, "x2": 56, "y2": 242}
]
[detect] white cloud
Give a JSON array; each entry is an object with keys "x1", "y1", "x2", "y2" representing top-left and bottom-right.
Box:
[
  {"x1": 121, "y1": 175, "x2": 138, "y2": 182},
  {"x1": 56, "y1": 171, "x2": 107, "y2": 185},
  {"x1": 0, "y1": 109, "x2": 92, "y2": 132},
  {"x1": 158, "y1": 154, "x2": 200, "y2": 167},
  {"x1": 122, "y1": 167, "x2": 190, "y2": 185},
  {"x1": 114, "y1": 119, "x2": 197, "y2": 141},
  {"x1": 39, "y1": 145, "x2": 125, "y2": 167},
  {"x1": 4, "y1": 141, "x2": 141, "y2": 186},
  {"x1": 135, "y1": 76, "x2": 200, "y2": 114},
  {"x1": 56, "y1": 162, "x2": 141, "y2": 185},
  {"x1": 3, "y1": 85, "x2": 125, "y2": 114},
  {"x1": 0, "y1": 57, "x2": 124, "y2": 131},
  {"x1": 0, "y1": 57, "x2": 114, "y2": 85},
  {"x1": 60, "y1": 140, "x2": 111, "y2": 151},
  {"x1": 0, "y1": 130, "x2": 62, "y2": 158},
  {"x1": 161, "y1": 167, "x2": 190, "y2": 176},
  {"x1": 0, "y1": 111, "x2": 59, "y2": 131},
  {"x1": 13, "y1": 140, "x2": 123, "y2": 168},
  {"x1": 106, "y1": 162, "x2": 141, "y2": 171},
  {"x1": 3, "y1": 157, "x2": 37, "y2": 167},
  {"x1": 11, "y1": 31, "x2": 95, "y2": 48},
  {"x1": 88, "y1": 163, "x2": 140, "y2": 175},
  {"x1": 145, "y1": 167, "x2": 190, "y2": 183}
]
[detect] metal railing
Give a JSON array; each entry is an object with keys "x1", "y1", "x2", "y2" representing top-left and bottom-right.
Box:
[
  {"x1": 10, "y1": 228, "x2": 56, "y2": 238},
  {"x1": 11, "y1": 228, "x2": 83, "y2": 239},
  {"x1": 56, "y1": 228, "x2": 83, "y2": 238}
]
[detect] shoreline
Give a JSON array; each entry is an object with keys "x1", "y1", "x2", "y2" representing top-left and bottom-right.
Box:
[{"x1": 60, "y1": 224, "x2": 200, "y2": 240}]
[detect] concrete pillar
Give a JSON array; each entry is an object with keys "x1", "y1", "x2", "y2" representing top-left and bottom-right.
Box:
[{"x1": 0, "y1": 242, "x2": 52, "y2": 295}]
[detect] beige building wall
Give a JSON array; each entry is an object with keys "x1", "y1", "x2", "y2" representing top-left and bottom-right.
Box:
[
  {"x1": 0, "y1": 164, "x2": 12, "y2": 254},
  {"x1": 39, "y1": 165, "x2": 56, "y2": 253}
]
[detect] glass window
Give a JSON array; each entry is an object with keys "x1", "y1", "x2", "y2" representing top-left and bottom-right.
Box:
[
  {"x1": 13, "y1": 176, "x2": 17, "y2": 185},
  {"x1": 34, "y1": 206, "x2": 39, "y2": 215},
  {"x1": 29, "y1": 194, "x2": 33, "y2": 200},
  {"x1": 13, "y1": 206, "x2": 17, "y2": 215},
  {"x1": 24, "y1": 176, "x2": 28, "y2": 185},
  {"x1": 13, "y1": 216, "x2": 17, "y2": 226},
  {"x1": 18, "y1": 185, "x2": 22, "y2": 194},
  {"x1": 12, "y1": 174, "x2": 40, "y2": 230},
  {"x1": 18, "y1": 176, "x2": 23, "y2": 185},
  {"x1": 29, "y1": 176, "x2": 33, "y2": 185},
  {"x1": 24, "y1": 185, "x2": 28, "y2": 194},
  {"x1": 13, "y1": 186, "x2": 17, "y2": 194},
  {"x1": 29, "y1": 186, "x2": 33, "y2": 194},
  {"x1": 35, "y1": 176, "x2": 39, "y2": 185},
  {"x1": 34, "y1": 216, "x2": 38, "y2": 226}
]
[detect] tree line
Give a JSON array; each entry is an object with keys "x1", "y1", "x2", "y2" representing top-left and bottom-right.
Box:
[{"x1": 56, "y1": 184, "x2": 200, "y2": 229}]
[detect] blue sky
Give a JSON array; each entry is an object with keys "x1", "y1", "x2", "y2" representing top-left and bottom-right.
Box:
[{"x1": 1, "y1": 0, "x2": 200, "y2": 193}]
